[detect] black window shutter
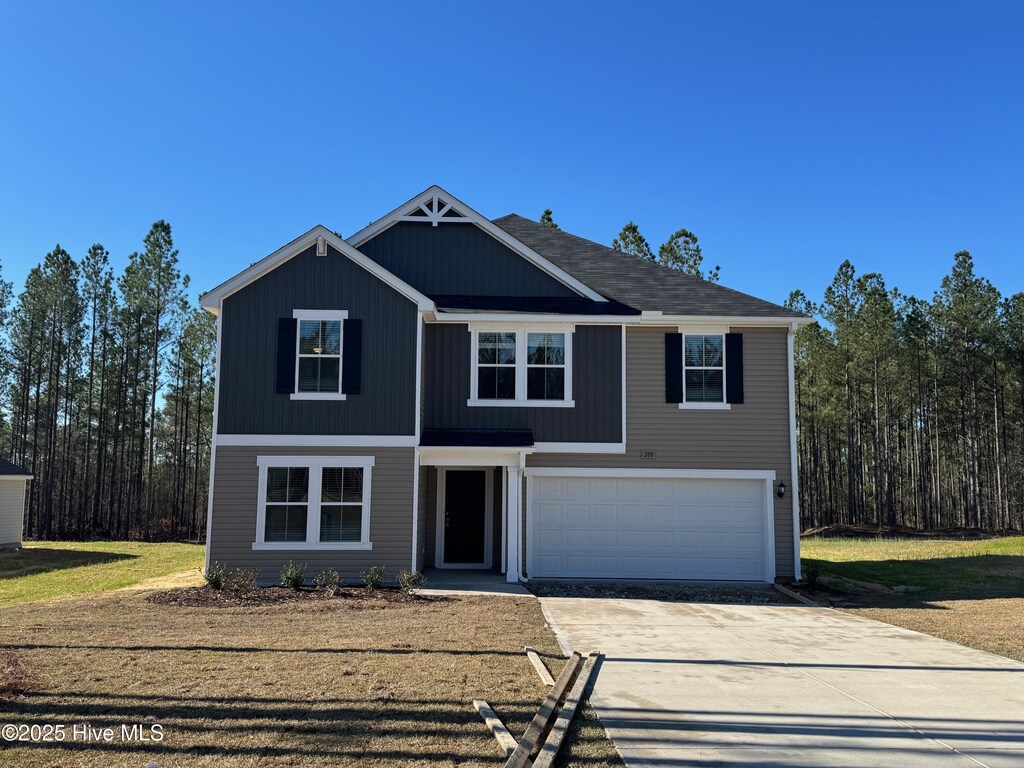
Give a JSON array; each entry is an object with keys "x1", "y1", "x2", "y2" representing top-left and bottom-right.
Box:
[
  {"x1": 665, "y1": 332, "x2": 683, "y2": 403},
  {"x1": 276, "y1": 318, "x2": 297, "y2": 394},
  {"x1": 341, "y1": 319, "x2": 363, "y2": 395},
  {"x1": 725, "y1": 332, "x2": 744, "y2": 404}
]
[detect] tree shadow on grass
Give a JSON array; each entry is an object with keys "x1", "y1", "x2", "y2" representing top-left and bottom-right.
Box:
[
  {"x1": 0, "y1": 548, "x2": 137, "y2": 579},
  {"x1": 807, "y1": 553, "x2": 1024, "y2": 608}
]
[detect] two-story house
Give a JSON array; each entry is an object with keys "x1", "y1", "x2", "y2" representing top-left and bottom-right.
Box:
[{"x1": 199, "y1": 186, "x2": 811, "y2": 584}]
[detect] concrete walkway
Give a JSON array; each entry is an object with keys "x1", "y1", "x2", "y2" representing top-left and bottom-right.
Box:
[
  {"x1": 419, "y1": 568, "x2": 530, "y2": 597},
  {"x1": 541, "y1": 597, "x2": 1024, "y2": 767}
]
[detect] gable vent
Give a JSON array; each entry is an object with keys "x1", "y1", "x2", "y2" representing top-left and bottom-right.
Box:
[
  {"x1": 316, "y1": 235, "x2": 327, "y2": 256},
  {"x1": 398, "y1": 192, "x2": 472, "y2": 227}
]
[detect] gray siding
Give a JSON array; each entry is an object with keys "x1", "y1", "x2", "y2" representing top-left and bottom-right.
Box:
[
  {"x1": 424, "y1": 324, "x2": 622, "y2": 443},
  {"x1": 525, "y1": 326, "x2": 796, "y2": 581},
  {"x1": 217, "y1": 243, "x2": 417, "y2": 436},
  {"x1": 208, "y1": 446, "x2": 414, "y2": 581},
  {"x1": 357, "y1": 221, "x2": 578, "y2": 297},
  {"x1": 0, "y1": 479, "x2": 27, "y2": 546}
]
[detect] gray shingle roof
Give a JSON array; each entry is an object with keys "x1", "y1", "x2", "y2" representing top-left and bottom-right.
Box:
[
  {"x1": 0, "y1": 457, "x2": 30, "y2": 476},
  {"x1": 493, "y1": 214, "x2": 803, "y2": 318}
]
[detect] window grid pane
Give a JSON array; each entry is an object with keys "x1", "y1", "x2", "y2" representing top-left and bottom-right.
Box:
[
  {"x1": 297, "y1": 318, "x2": 342, "y2": 393},
  {"x1": 683, "y1": 334, "x2": 725, "y2": 403},
  {"x1": 526, "y1": 332, "x2": 566, "y2": 401}
]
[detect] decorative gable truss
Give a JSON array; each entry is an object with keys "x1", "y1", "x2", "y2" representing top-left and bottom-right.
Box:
[{"x1": 399, "y1": 192, "x2": 473, "y2": 227}]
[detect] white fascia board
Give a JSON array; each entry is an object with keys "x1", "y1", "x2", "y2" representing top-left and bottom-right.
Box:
[
  {"x1": 199, "y1": 225, "x2": 434, "y2": 314},
  {"x1": 214, "y1": 434, "x2": 417, "y2": 447},
  {"x1": 433, "y1": 313, "x2": 640, "y2": 325},
  {"x1": 639, "y1": 314, "x2": 815, "y2": 328},
  {"x1": 0, "y1": 474, "x2": 32, "y2": 480},
  {"x1": 345, "y1": 185, "x2": 608, "y2": 303},
  {"x1": 532, "y1": 442, "x2": 626, "y2": 454},
  {"x1": 419, "y1": 446, "x2": 535, "y2": 467},
  {"x1": 524, "y1": 467, "x2": 777, "y2": 480}
]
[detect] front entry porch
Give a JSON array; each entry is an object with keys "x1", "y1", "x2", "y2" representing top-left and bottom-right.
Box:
[
  {"x1": 419, "y1": 442, "x2": 529, "y2": 584},
  {"x1": 420, "y1": 568, "x2": 530, "y2": 596}
]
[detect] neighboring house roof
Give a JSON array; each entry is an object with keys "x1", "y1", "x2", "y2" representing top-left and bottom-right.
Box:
[
  {"x1": 0, "y1": 457, "x2": 31, "y2": 477},
  {"x1": 199, "y1": 226, "x2": 434, "y2": 313},
  {"x1": 493, "y1": 214, "x2": 805, "y2": 319}
]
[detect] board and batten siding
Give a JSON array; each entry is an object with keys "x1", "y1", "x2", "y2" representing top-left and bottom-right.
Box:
[
  {"x1": 356, "y1": 221, "x2": 578, "y2": 298},
  {"x1": 216, "y1": 243, "x2": 417, "y2": 436},
  {"x1": 423, "y1": 324, "x2": 622, "y2": 443},
  {"x1": 526, "y1": 325, "x2": 795, "y2": 580},
  {"x1": 0, "y1": 478, "x2": 28, "y2": 546},
  {"x1": 208, "y1": 446, "x2": 414, "y2": 581}
]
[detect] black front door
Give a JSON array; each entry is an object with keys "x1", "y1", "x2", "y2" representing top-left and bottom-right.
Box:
[{"x1": 443, "y1": 470, "x2": 486, "y2": 564}]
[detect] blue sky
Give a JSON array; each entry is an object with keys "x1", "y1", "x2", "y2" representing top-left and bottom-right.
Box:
[{"x1": 0, "y1": 1, "x2": 1021, "y2": 310}]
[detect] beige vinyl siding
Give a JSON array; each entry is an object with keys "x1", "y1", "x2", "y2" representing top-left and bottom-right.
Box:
[
  {"x1": 208, "y1": 446, "x2": 414, "y2": 582},
  {"x1": 526, "y1": 325, "x2": 795, "y2": 581},
  {"x1": 0, "y1": 478, "x2": 28, "y2": 546}
]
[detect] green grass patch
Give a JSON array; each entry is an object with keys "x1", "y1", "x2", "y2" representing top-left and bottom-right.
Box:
[
  {"x1": 0, "y1": 541, "x2": 205, "y2": 607},
  {"x1": 802, "y1": 536, "x2": 1024, "y2": 598}
]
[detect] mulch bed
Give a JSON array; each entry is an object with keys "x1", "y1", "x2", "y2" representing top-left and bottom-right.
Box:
[
  {"x1": 146, "y1": 585, "x2": 425, "y2": 608},
  {"x1": 528, "y1": 581, "x2": 796, "y2": 604}
]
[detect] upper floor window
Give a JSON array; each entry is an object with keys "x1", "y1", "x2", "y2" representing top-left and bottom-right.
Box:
[
  {"x1": 292, "y1": 310, "x2": 348, "y2": 400},
  {"x1": 684, "y1": 333, "x2": 725, "y2": 404},
  {"x1": 469, "y1": 326, "x2": 574, "y2": 408},
  {"x1": 254, "y1": 456, "x2": 373, "y2": 550}
]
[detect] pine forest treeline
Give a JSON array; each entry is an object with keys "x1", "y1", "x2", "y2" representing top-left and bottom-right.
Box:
[
  {"x1": 0, "y1": 221, "x2": 1021, "y2": 541},
  {"x1": 0, "y1": 221, "x2": 215, "y2": 541},
  {"x1": 788, "y1": 251, "x2": 1024, "y2": 532}
]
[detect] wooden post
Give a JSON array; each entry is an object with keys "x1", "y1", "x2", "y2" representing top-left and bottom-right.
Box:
[
  {"x1": 524, "y1": 645, "x2": 555, "y2": 686},
  {"x1": 504, "y1": 651, "x2": 582, "y2": 768},
  {"x1": 533, "y1": 653, "x2": 600, "y2": 768}
]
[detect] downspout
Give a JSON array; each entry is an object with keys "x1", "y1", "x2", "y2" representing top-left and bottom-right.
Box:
[{"x1": 787, "y1": 322, "x2": 802, "y2": 581}]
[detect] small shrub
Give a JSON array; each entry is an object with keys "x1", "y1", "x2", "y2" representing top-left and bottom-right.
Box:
[
  {"x1": 203, "y1": 561, "x2": 228, "y2": 590},
  {"x1": 314, "y1": 568, "x2": 342, "y2": 597},
  {"x1": 803, "y1": 564, "x2": 822, "y2": 592},
  {"x1": 361, "y1": 564, "x2": 387, "y2": 590},
  {"x1": 280, "y1": 561, "x2": 307, "y2": 590},
  {"x1": 397, "y1": 569, "x2": 427, "y2": 596},
  {"x1": 227, "y1": 568, "x2": 260, "y2": 595}
]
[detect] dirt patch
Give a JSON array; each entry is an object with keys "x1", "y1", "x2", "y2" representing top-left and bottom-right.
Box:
[
  {"x1": 0, "y1": 650, "x2": 34, "y2": 699},
  {"x1": 2, "y1": 588, "x2": 622, "y2": 767},
  {"x1": 145, "y1": 584, "x2": 429, "y2": 608},
  {"x1": 528, "y1": 581, "x2": 796, "y2": 604}
]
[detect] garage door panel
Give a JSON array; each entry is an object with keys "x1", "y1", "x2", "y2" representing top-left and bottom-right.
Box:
[{"x1": 531, "y1": 473, "x2": 770, "y2": 581}]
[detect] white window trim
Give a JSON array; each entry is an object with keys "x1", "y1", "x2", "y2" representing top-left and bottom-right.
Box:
[
  {"x1": 467, "y1": 325, "x2": 575, "y2": 408},
  {"x1": 291, "y1": 309, "x2": 349, "y2": 401},
  {"x1": 678, "y1": 325, "x2": 731, "y2": 411},
  {"x1": 253, "y1": 455, "x2": 374, "y2": 551}
]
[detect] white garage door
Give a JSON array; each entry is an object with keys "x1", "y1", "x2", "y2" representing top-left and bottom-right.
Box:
[{"x1": 530, "y1": 474, "x2": 772, "y2": 581}]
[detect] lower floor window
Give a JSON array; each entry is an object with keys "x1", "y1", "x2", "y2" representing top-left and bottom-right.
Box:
[{"x1": 256, "y1": 457, "x2": 373, "y2": 549}]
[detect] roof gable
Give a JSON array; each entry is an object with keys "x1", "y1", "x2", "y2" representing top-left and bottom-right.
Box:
[
  {"x1": 346, "y1": 186, "x2": 607, "y2": 303},
  {"x1": 199, "y1": 226, "x2": 433, "y2": 313}
]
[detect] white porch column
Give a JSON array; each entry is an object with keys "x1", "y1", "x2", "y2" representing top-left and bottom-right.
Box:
[{"x1": 505, "y1": 465, "x2": 523, "y2": 583}]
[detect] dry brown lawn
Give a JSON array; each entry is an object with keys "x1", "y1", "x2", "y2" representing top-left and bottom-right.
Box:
[
  {"x1": 803, "y1": 536, "x2": 1024, "y2": 662},
  {"x1": 0, "y1": 587, "x2": 621, "y2": 767}
]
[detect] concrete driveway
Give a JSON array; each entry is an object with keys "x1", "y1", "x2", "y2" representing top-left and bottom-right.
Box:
[{"x1": 540, "y1": 597, "x2": 1024, "y2": 767}]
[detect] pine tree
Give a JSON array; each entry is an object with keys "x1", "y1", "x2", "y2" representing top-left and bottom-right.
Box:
[
  {"x1": 612, "y1": 222, "x2": 655, "y2": 261},
  {"x1": 658, "y1": 228, "x2": 720, "y2": 282},
  {"x1": 539, "y1": 209, "x2": 559, "y2": 229}
]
